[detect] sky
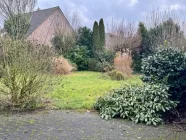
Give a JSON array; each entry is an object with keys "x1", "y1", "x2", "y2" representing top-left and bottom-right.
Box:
[
  {"x1": 36, "y1": 0, "x2": 186, "y2": 29},
  {"x1": 1, "y1": 0, "x2": 186, "y2": 29}
]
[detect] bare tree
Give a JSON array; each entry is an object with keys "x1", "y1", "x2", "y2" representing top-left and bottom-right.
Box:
[
  {"x1": 70, "y1": 11, "x2": 82, "y2": 31},
  {"x1": 0, "y1": 0, "x2": 37, "y2": 18},
  {"x1": 63, "y1": 6, "x2": 82, "y2": 31},
  {"x1": 107, "y1": 18, "x2": 141, "y2": 54},
  {"x1": 52, "y1": 14, "x2": 76, "y2": 56},
  {"x1": 52, "y1": 30, "x2": 76, "y2": 56},
  {"x1": 51, "y1": 6, "x2": 83, "y2": 55},
  {"x1": 144, "y1": 9, "x2": 186, "y2": 51},
  {"x1": 0, "y1": 0, "x2": 37, "y2": 39}
]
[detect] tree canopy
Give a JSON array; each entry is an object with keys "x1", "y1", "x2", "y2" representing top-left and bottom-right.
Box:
[
  {"x1": 92, "y1": 21, "x2": 100, "y2": 54},
  {"x1": 99, "y1": 18, "x2": 105, "y2": 50},
  {"x1": 77, "y1": 26, "x2": 93, "y2": 56},
  {"x1": 4, "y1": 14, "x2": 30, "y2": 39}
]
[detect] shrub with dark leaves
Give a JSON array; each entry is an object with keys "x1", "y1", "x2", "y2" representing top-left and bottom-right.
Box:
[
  {"x1": 65, "y1": 45, "x2": 90, "y2": 71},
  {"x1": 141, "y1": 46, "x2": 186, "y2": 105},
  {"x1": 95, "y1": 84, "x2": 177, "y2": 125}
]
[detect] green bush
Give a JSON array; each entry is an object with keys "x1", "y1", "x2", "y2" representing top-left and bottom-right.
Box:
[
  {"x1": 52, "y1": 33, "x2": 76, "y2": 56},
  {"x1": 88, "y1": 51, "x2": 114, "y2": 72},
  {"x1": 132, "y1": 50, "x2": 142, "y2": 73},
  {"x1": 141, "y1": 46, "x2": 186, "y2": 104},
  {"x1": 77, "y1": 26, "x2": 94, "y2": 57},
  {"x1": 87, "y1": 58, "x2": 106, "y2": 72},
  {"x1": 4, "y1": 14, "x2": 30, "y2": 39},
  {"x1": 87, "y1": 58, "x2": 98, "y2": 71},
  {"x1": 65, "y1": 45, "x2": 89, "y2": 71},
  {"x1": 96, "y1": 51, "x2": 114, "y2": 69},
  {"x1": 95, "y1": 84, "x2": 177, "y2": 125},
  {"x1": 0, "y1": 39, "x2": 55, "y2": 110},
  {"x1": 1, "y1": 68, "x2": 45, "y2": 109},
  {"x1": 108, "y1": 70, "x2": 125, "y2": 81},
  {"x1": 132, "y1": 22, "x2": 149, "y2": 73},
  {"x1": 0, "y1": 65, "x2": 4, "y2": 78},
  {"x1": 70, "y1": 62, "x2": 78, "y2": 72}
]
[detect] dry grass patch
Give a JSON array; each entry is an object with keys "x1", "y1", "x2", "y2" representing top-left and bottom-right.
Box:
[
  {"x1": 53, "y1": 57, "x2": 73, "y2": 75},
  {"x1": 114, "y1": 53, "x2": 133, "y2": 77}
]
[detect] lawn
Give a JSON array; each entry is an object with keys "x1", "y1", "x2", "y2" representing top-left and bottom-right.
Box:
[{"x1": 48, "y1": 71, "x2": 141, "y2": 110}]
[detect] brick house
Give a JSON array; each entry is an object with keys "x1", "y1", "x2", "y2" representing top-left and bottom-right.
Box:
[{"x1": 27, "y1": 6, "x2": 73, "y2": 46}]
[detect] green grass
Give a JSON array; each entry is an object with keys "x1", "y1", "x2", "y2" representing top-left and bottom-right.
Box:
[{"x1": 48, "y1": 71, "x2": 141, "y2": 110}]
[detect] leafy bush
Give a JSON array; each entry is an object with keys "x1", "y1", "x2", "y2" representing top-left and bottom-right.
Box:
[
  {"x1": 77, "y1": 26, "x2": 93, "y2": 57},
  {"x1": 87, "y1": 58, "x2": 98, "y2": 71},
  {"x1": 65, "y1": 45, "x2": 89, "y2": 71},
  {"x1": 95, "y1": 84, "x2": 177, "y2": 125},
  {"x1": 1, "y1": 68, "x2": 46, "y2": 109},
  {"x1": 52, "y1": 33, "x2": 76, "y2": 56},
  {"x1": 114, "y1": 53, "x2": 132, "y2": 77},
  {"x1": 141, "y1": 46, "x2": 186, "y2": 104},
  {"x1": 96, "y1": 51, "x2": 114, "y2": 72},
  {"x1": 132, "y1": 22, "x2": 149, "y2": 73},
  {"x1": 0, "y1": 39, "x2": 55, "y2": 109},
  {"x1": 87, "y1": 58, "x2": 105, "y2": 72},
  {"x1": 0, "y1": 65, "x2": 3, "y2": 78},
  {"x1": 145, "y1": 19, "x2": 185, "y2": 52},
  {"x1": 132, "y1": 19, "x2": 186, "y2": 73},
  {"x1": 132, "y1": 49, "x2": 142, "y2": 73},
  {"x1": 70, "y1": 62, "x2": 78, "y2": 72},
  {"x1": 88, "y1": 51, "x2": 114, "y2": 72},
  {"x1": 108, "y1": 70, "x2": 125, "y2": 81},
  {"x1": 87, "y1": 51, "x2": 114, "y2": 72},
  {"x1": 4, "y1": 14, "x2": 30, "y2": 39},
  {"x1": 53, "y1": 57, "x2": 73, "y2": 75}
]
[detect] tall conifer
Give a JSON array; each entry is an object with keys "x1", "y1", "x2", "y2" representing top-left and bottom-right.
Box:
[
  {"x1": 99, "y1": 18, "x2": 105, "y2": 50},
  {"x1": 92, "y1": 21, "x2": 100, "y2": 54}
]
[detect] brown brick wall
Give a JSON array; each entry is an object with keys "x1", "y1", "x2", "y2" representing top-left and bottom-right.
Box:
[{"x1": 28, "y1": 9, "x2": 72, "y2": 47}]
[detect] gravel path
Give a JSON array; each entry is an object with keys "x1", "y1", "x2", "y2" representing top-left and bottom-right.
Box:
[{"x1": 0, "y1": 110, "x2": 185, "y2": 140}]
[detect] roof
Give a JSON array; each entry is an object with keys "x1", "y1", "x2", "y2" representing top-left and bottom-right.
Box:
[{"x1": 27, "y1": 6, "x2": 72, "y2": 36}]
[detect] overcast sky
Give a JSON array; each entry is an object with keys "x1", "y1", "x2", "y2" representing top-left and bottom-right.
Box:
[
  {"x1": 37, "y1": 0, "x2": 186, "y2": 29},
  {"x1": 1, "y1": 0, "x2": 186, "y2": 29}
]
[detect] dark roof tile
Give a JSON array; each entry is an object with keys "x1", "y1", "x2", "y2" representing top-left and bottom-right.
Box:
[{"x1": 27, "y1": 6, "x2": 59, "y2": 36}]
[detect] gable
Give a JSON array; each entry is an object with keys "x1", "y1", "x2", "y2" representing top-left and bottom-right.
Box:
[
  {"x1": 27, "y1": 8, "x2": 73, "y2": 46},
  {"x1": 27, "y1": 6, "x2": 73, "y2": 36}
]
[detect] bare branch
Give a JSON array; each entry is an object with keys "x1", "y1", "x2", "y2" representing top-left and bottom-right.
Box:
[
  {"x1": 0, "y1": 0, "x2": 37, "y2": 19},
  {"x1": 144, "y1": 9, "x2": 186, "y2": 51},
  {"x1": 107, "y1": 18, "x2": 141, "y2": 54},
  {"x1": 0, "y1": 0, "x2": 37, "y2": 39}
]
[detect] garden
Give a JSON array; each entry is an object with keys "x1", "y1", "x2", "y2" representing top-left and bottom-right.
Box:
[
  {"x1": 0, "y1": 0, "x2": 186, "y2": 139},
  {"x1": 48, "y1": 72, "x2": 141, "y2": 109}
]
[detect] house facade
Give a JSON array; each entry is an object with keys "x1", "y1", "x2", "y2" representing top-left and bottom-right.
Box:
[{"x1": 27, "y1": 6, "x2": 73, "y2": 46}]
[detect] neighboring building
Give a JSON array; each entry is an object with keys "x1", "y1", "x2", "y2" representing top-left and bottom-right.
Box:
[
  {"x1": 27, "y1": 6, "x2": 73, "y2": 46},
  {"x1": 105, "y1": 33, "x2": 141, "y2": 54},
  {"x1": 105, "y1": 33, "x2": 124, "y2": 51}
]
